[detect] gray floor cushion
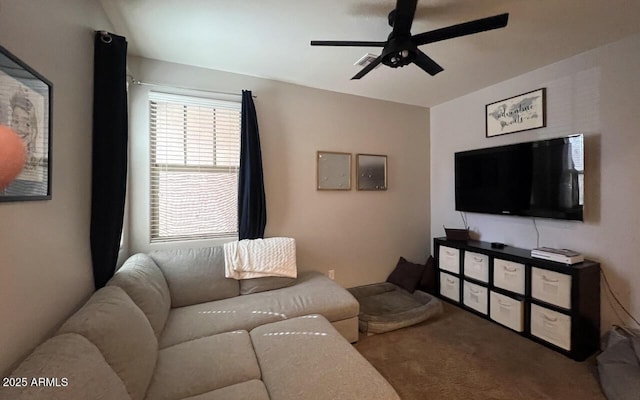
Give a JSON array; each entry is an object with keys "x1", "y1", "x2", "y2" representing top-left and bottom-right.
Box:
[
  {"x1": 597, "y1": 326, "x2": 640, "y2": 400},
  {"x1": 348, "y1": 282, "x2": 443, "y2": 335}
]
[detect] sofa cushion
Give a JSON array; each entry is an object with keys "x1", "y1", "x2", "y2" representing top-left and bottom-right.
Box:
[
  {"x1": 150, "y1": 247, "x2": 239, "y2": 307},
  {"x1": 239, "y1": 276, "x2": 296, "y2": 295},
  {"x1": 250, "y1": 315, "x2": 400, "y2": 400},
  {"x1": 108, "y1": 253, "x2": 171, "y2": 338},
  {"x1": 145, "y1": 331, "x2": 261, "y2": 400},
  {"x1": 57, "y1": 286, "x2": 157, "y2": 400},
  {"x1": 0, "y1": 333, "x2": 130, "y2": 400},
  {"x1": 159, "y1": 271, "x2": 359, "y2": 347},
  {"x1": 181, "y1": 380, "x2": 269, "y2": 400}
]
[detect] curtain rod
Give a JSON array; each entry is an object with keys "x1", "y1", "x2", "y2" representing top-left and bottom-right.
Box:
[{"x1": 128, "y1": 76, "x2": 256, "y2": 98}]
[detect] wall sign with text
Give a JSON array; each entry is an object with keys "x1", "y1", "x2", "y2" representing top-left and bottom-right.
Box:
[{"x1": 485, "y1": 88, "x2": 546, "y2": 137}]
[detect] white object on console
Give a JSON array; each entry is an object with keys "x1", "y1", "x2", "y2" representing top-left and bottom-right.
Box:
[{"x1": 531, "y1": 247, "x2": 584, "y2": 264}]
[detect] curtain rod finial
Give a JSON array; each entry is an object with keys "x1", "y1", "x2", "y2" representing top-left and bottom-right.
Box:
[{"x1": 96, "y1": 30, "x2": 112, "y2": 44}]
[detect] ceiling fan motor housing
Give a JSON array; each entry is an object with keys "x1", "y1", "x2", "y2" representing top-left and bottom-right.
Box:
[{"x1": 382, "y1": 35, "x2": 416, "y2": 68}]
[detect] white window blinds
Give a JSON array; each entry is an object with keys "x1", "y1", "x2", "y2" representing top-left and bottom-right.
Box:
[{"x1": 149, "y1": 92, "x2": 241, "y2": 242}]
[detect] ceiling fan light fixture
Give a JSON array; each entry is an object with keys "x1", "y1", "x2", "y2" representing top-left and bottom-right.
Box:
[{"x1": 354, "y1": 53, "x2": 381, "y2": 67}]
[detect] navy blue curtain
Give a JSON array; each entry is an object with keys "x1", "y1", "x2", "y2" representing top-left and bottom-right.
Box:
[
  {"x1": 90, "y1": 32, "x2": 128, "y2": 289},
  {"x1": 238, "y1": 90, "x2": 266, "y2": 239}
]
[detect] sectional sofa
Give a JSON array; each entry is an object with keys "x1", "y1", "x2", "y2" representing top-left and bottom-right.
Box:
[{"x1": 1, "y1": 246, "x2": 399, "y2": 400}]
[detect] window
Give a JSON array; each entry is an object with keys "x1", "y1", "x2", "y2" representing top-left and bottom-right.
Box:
[{"x1": 149, "y1": 92, "x2": 241, "y2": 242}]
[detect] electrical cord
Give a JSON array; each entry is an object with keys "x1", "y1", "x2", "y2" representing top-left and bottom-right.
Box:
[
  {"x1": 604, "y1": 287, "x2": 631, "y2": 330},
  {"x1": 532, "y1": 217, "x2": 540, "y2": 248},
  {"x1": 460, "y1": 212, "x2": 468, "y2": 230},
  {"x1": 601, "y1": 269, "x2": 640, "y2": 328}
]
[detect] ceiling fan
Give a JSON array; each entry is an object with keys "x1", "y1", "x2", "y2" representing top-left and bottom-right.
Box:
[{"x1": 310, "y1": 0, "x2": 509, "y2": 80}]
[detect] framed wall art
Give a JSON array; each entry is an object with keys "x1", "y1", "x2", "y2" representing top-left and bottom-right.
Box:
[
  {"x1": 486, "y1": 88, "x2": 546, "y2": 137},
  {"x1": 357, "y1": 154, "x2": 387, "y2": 191},
  {"x1": 0, "y1": 45, "x2": 52, "y2": 202},
  {"x1": 317, "y1": 151, "x2": 351, "y2": 190}
]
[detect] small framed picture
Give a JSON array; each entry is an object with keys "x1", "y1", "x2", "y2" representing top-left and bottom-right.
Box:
[
  {"x1": 486, "y1": 88, "x2": 546, "y2": 137},
  {"x1": 0, "y1": 46, "x2": 52, "y2": 202},
  {"x1": 357, "y1": 154, "x2": 387, "y2": 191},
  {"x1": 317, "y1": 151, "x2": 351, "y2": 190}
]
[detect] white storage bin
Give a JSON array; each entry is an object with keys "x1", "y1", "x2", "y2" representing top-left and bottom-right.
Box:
[
  {"x1": 530, "y1": 304, "x2": 571, "y2": 351},
  {"x1": 463, "y1": 281, "x2": 488, "y2": 315},
  {"x1": 489, "y1": 291, "x2": 524, "y2": 332},
  {"x1": 493, "y1": 259, "x2": 525, "y2": 295},
  {"x1": 439, "y1": 246, "x2": 460, "y2": 274},
  {"x1": 464, "y1": 251, "x2": 489, "y2": 282},
  {"x1": 531, "y1": 268, "x2": 572, "y2": 309},
  {"x1": 440, "y1": 272, "x2": 460, "y2": 302}
]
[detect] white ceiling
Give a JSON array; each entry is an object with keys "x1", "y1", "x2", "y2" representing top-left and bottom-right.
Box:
[{"x1": 100, "y1": 0, "x2": 640, "y2": 108}]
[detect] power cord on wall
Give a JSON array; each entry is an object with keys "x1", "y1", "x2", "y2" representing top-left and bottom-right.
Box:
[
  {"x1": 600, "y1": 269, "x2": 640, "y2": 328},
  {"x1": 532, "y1": 217, "x2": 540, "y2": 248},
  {"x1": 603, "y1": 286, "x2": 630, "y2": 329},
  {"x1": 460, "y1": 212, "x2": 469, "y2": 230}
]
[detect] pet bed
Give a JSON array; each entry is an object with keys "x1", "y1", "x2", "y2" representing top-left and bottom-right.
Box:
[
  {"x1": 597, "y1": 326, "x2": 640, "y2": 400},
  {"x1": 348, "y1": 282, "x2": 443, "y2": 335}
]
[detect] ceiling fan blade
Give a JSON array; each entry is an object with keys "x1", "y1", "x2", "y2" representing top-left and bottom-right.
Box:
[
  {"x1": 414, "y1": 50, "x2": 444, "y2": 76},
  {"x1": 412, "y1": 13, "x2": 509, "y2": 46},
  {"x1": 351, "y1": 56, "x2": 383, "y2": 80},
  {"x1": 392, "y1": 0, "x2": 418, "y2": 35},
  {"x1": 310, "y1": 40, "x2": 386, "y2": 47}
]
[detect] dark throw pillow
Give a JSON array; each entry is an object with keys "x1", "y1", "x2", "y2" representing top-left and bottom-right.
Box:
[
  {"x1": 387, "y1": 257, "x2": 425, "y2": 293},
  {"x1": 419, "y1": 255, "x2": 436, "y2": 294}
]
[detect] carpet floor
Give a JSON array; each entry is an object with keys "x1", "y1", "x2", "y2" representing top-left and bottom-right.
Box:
[{"x1": 354, "y1": 302, "x2": 605, "y2": 400}]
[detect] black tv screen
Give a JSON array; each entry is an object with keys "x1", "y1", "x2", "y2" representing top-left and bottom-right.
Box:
[{"x1": 455, "y1": 134, "x2": 584, "y2": 221}]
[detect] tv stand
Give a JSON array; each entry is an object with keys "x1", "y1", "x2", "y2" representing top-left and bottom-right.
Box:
[{"x1": 434, "y1": 237, "x2": 600, "y2": 361}]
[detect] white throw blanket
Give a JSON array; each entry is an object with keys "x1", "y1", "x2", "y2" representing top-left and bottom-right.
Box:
[{"x1": 224, "y1": 237, "x2": 297, "y2": 279}]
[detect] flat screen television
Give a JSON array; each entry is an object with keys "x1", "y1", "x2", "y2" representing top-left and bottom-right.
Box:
[{"x1": 455, "y1": 134, "x2": 584, "y2": 221}]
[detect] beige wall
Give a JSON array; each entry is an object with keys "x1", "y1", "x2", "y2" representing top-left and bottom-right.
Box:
[
  {"x1": 0, "y1": 0, "x2": 113, "y2": 375},
  {"x1": 430, "y1": 33, "x2": 640, "y2": 332},
  {"x1": 127, "y1": 57, "x2": 431, "y2": 288}
]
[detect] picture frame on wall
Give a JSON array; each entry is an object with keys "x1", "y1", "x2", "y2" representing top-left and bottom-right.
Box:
[
  {"x1": 0, "y1": 45, "x2": 52, "y2": 202},
  {"x1": 356, "y1": 153, "x2": 387, "y2": 191},
  {"x1": 317, "y1": 151, "x2": 351, "y2": 190},
  {"x1": 485, "y1": 88, "x2": 546, "y2": 137}
]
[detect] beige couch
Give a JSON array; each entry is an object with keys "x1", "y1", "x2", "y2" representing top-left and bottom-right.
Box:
[{"x1": 1, "y1": 247, "x2": 399, "y2": 400}]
